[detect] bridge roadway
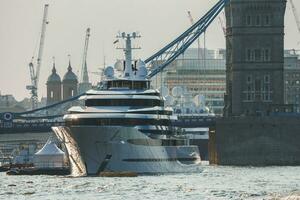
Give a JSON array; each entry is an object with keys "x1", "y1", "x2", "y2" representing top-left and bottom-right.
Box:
[
  {"x1": 0, "y1": 121, "x2": 65, "y2": 134},
  {"x1": 0, "y1": 115, "x2": 216, "y2": 135}
]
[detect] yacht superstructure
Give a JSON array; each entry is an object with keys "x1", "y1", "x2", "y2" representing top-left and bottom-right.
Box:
[{"x1": 53, "y1": 32, "x2": 201, "y2": 175}]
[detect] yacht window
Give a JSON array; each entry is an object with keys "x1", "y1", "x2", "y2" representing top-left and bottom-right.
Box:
[
  {"x1": 107, "y1": 80, "x2": 149, "y2": 90},
  {"x1": 85, "y1": 99, "x2": 163, "y2": 107},
  {"x1": 66, "y1": 118, "x2": 171, "y2": 126}
]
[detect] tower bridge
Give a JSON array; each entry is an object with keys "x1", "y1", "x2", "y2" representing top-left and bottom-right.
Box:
[
  {"x1": 1, "y1": 0, "x2": 300, "y2": 166},
  {"x1": 0, "y1": 0, "x2": 228, "y2": 134}
]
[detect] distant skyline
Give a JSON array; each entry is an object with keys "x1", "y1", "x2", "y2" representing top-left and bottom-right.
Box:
[{"x1": 0, "y1": 0, "x2": 300, "y2": 101}]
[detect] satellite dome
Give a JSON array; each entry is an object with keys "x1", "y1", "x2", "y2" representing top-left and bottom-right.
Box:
[
  {"x1": 136, "y1": 59, "x2": 146, "y2": 68},
  {"x1": 159, "y1": 86, "x2": 169, "y2": 97},
  {"x1": 104, "y1": 66, "x2": 114, "y2": 78},
  {"x1": 63, "y1": 61, "x2": 78, "y2": 82},
  {"x1": 164, "y1": 95, "x2": 174, "y2": 107},
  {"x1": 47, "y1": 63, "x2": 61, "y2": 83},
  {"x1": 136, "y1": 66, "x2": 148, "y2": 78},
  {"x1": 194, "y1": 94, "x2": 206, "y2": 107},
  {"x1": 114, "y1": 59, "x2": 123, "y2": 71},
  {"x1": 135, "y1": 59, "x2": 148, "y2": 78},
  {"x1": 172, "y1": 86, "x2": 183, "y2": 97}
]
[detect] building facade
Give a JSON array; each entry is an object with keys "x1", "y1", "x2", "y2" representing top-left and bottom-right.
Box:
[
  {"x1": 46, "y1": 61, "x2": 78, "y2": 104},
  {"x1": 159, "y1": 48, "x2": 226, "y2": 115},
  {"x1": 284, "y1": 50, "x2": 300, "y2": 112},
  {"x1": 224, "y1": 0, "x2": 287, "y2": 116}
]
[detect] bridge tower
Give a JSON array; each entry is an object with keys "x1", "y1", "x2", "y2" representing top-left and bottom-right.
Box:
[{"x1": 224, "y1": 0, "x2": 287, "y2": 116}]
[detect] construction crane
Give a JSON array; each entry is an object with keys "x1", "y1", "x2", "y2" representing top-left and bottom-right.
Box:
[
  {"x1": 80, "y1": 28, "x2": 91, "y2": 83},
  {"x1": 78, "y1": 28, "x2": 92, "y2": 93},
  {"x1": 26, "y1": 4, "x2": 49, "y2": 109},
  {"x1": 289, "y1": 0, "x2": 300, "y2": 44},
  {"x1": 187, "y1": 11, "x2": 202, "y2": 59}
]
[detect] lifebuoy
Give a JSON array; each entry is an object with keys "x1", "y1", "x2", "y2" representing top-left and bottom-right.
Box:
[{"x1": 3, "y1": 112, "x2": 13, "y2": 121}]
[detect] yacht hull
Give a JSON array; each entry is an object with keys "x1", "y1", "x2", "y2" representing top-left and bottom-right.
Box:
[{"x1": 53, "y1": 126, "x2": 202, "y2": 175}]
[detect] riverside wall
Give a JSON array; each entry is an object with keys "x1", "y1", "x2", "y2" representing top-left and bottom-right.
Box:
[{"x1": 210, "y1": 116, "x2": 300, "y2": 165}]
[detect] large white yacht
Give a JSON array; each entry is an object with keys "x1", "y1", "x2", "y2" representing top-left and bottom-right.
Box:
[{"x1": 53, "y1": 32, "x2": 201, "y2": 175}]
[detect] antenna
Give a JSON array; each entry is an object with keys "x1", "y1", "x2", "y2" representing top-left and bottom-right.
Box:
[{"x1": 116, "y1": 32, "x2": 141, "y2": 78}]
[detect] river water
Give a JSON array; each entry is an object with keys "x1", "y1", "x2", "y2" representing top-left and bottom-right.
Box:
[{"x1": 1, "y1": 165, "x2": 300, "y2": 200}]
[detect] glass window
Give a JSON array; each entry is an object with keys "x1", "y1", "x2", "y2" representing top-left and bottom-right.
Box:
[
  {"x1": 254, "y1": 49, "x2": 261, "y2": 61},
  {"x1": 247, "y1": 93, "x2": 251, "y2": 101},
  {"x1": 265, "y1": 15, "x2": 270, "y2": 25},
  {"x1": 264, "y1": 75, "x2": 270, "y2": 83},
  {"x1": 66, "y1": 118, "x2": 171, "y2": 126},
  {"x1": 255, "y1": 79, "x2": 262, "y2": 92},
  {"x1": 246, "y1": 49, "x2": 251, "y2": 61},
  {"x1": 265, "y1": 94, "x2": 269, "y2": 101},
  {"x1": 247, "y1": 75, "x2": 252, "y2": 83},
  {"x1": 264, "y1": 85, "x2": 269, "y2": 92},
  {"x1": 85, "y1": 99, "x2": 163, "y2": 107},
  {"x1": 247, "y1": 15, "x2": 251, "y2": 25},
  {"x1": 264, "y1": 49, "x2": 270, "y2": 61},
  {"x1": 256, "y1": 16, "x2": 260, "y2": 26},
  {"x1": 107, "y1": 80, "x2": 149, "y2": 90}
]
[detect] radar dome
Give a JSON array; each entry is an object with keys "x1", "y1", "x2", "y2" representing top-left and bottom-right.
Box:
[
  {"x1": 159, "y1": 86, "x2": 169, "y2": 97},
  {"x1": 194, "y1": 94, "x2": 206, "y2": 107},
  {"x1": 199, "y1": 106, "x2": 210, "y2": 113},
  {"x1": 164, "y1": 95, "x2": 174, "y2": 107},
  {"x1": 114, "y1": 60, "x2": 123, "y2": 71},
  {"x1": 136, "y1": 66, "x2": 148, "y2": 78},
  {"x1": 172, "y1": 86, "x2": 183, "y2": 97},
  {"x1": 104, "y1": 66, "x2": 114, "y2": 78},
  {"x1": 137, "y1": 59, "x2": 146, "y2": 68}
]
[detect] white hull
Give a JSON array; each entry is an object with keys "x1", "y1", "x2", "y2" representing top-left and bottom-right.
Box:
[{"x1": 53, "y1": 126, "x2": 202, "y2": 175}]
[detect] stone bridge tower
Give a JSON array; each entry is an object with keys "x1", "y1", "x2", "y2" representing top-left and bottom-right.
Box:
[{"x1": 224, "y1": 0, "x2": 287, "y2": 116}]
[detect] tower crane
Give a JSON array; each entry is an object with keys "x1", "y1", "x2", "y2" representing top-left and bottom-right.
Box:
[
  {"x1": 26, "y1": 4, "x2": 49, "y2": 109},
  {"x1": 187, "y1": 11, "x2": 202, "y2": 59},
  {"x1": 289, "y1": 0, "x2": 300, "y2": 44},
  {"x1": 80, "y1": 28, "x2": 91, "y2": 83}
]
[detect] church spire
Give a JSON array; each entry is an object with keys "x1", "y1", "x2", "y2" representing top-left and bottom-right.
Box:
[
  {"x1": 68, "y1": 54, "x2": 72, "y2": 71},
  {"x1": 82, "y1": 60, "x2": 89, "y2": 83},
  {"x1": 52, "y1": 56, "x2": 56, "y2": 74}
]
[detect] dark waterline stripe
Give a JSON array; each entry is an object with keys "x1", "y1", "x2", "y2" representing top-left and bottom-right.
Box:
[{"x1": 122, "y1": 158, "x2": 198, "y2": 162}]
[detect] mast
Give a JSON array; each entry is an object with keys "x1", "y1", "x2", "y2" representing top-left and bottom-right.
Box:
[{"x1": 116, "y1": 32, "x2": 141, "y2": 78}]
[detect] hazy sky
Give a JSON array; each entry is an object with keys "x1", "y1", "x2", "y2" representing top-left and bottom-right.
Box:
[{"x1": 0, "y1": 0, "x2": 300, "y2": 101}]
